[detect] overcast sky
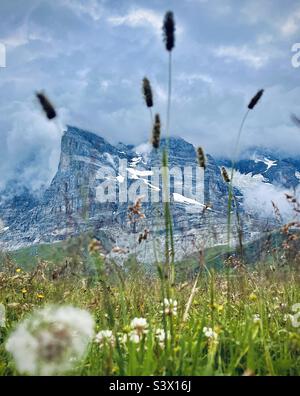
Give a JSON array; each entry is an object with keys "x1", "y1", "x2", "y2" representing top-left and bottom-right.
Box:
[{"x1": 1, "y1": 0, "x2": 300, "y2": 190}]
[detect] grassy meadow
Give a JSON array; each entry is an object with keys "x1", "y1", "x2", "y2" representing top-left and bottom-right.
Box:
[{"x1": 0, "y1": 252, "x2": 300, "y2": 376}]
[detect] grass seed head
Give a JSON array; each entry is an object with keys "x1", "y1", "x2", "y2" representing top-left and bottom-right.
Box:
[
  {"x1": 163, "y1": 11, "x2": 175, "y2": 52},
  {"x1": 221, "y1": 167, "x2": 230, "y2": 183},
  {"x1": 142, "y1": 77, "x2": 153, "y2": 108},
  {"x1": 152, "y1": 113, "x2": 161, "y2": 149},
  {"x1": 197, "y1": 147, "x2": 206, "y2": 169},
  {"x1": 248, "y1": 89, "x2": 264, "y2": 110},
  {"x1": 36, "y1": 92, "x2": 57, "y2": 120}
]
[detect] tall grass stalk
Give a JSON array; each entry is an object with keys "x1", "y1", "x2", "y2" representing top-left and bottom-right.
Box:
[
  {"x1": 162, "y1": 11, "x2": 176, "y2": 288},
  {"x1": 227, "y1": 109, "x2": 250, "y2": 248},
  {"x1": 227, "y1": 90, "x2": 264, "y2": 248}
]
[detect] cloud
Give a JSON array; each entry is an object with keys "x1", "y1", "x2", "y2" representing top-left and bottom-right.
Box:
[
  {"x1": 232, "y1": 171, "x2": 297, "y2": 221},
  {"x1": 213, "y1": 45, "x2": 269, "y2": 69},
  {"x1": 0, "y1": 100, "x2": 63, "y2": 191},
  {"x1": 107, "y1": 8, "x2": 162, "y2": 32},
  {"x1": 61, "y1": 0, "x2": 104, "y2": 21},
  {"x1": 177, "y1": 72, "x2": 214, "y2": 85},
  {"x1": 280, "y1": 8, "x2": 300, "y2": 37},
  {"x1": 1, "y1": 27, "x2": 28, "y2": 49}
]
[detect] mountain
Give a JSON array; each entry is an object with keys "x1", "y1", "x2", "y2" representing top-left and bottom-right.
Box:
[
  {"x1": 0, "y1": 126, "x2": 297, "y2": 261},
  {"x1": 218, "y1": 146, "x2": 300, "y2": 189}
]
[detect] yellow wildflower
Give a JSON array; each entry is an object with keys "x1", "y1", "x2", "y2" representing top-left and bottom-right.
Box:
[{"x1": 249, "y1": 293, "x2": 257, "y2": 302}]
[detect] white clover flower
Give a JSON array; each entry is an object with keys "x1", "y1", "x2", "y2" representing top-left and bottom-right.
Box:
[
  {"x1": 161, "y1": 299, "x2": 178, "y2": 316},
  {"x1": 129, "y1": 331, "x2": 141, "y2": 343},
  {"x1": 155, "y1": 328, "x2": 170, "y2": 347},
  {"x1": 121, "y1": 330, "x2": 141, "y2": 344},
  {"x1": 0, "y1": 303, "x2": 5, "y2": 327},
  {"x1": 95, "y1": 330, "x2": 115, "y2": 347},
  {"x1": 130, "y1": 317, "x2": 148, "y2": 336},
  {"x1": 253, "y1": 314, "x2": 261, "y2": 324},
  {"x1": 203, "y1": 327, "x2": 218, "y2": 340},
  {"x1": 6, "y1": 305, "x2": 94, "y2": 375},
  {"x1": 155, "y1": 328, "x2": 166, "y2": 343}
]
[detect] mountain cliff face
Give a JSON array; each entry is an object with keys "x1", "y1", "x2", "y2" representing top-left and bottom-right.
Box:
[{"x1": 0, "y1": 125, "x2": 297, "y2": 260}]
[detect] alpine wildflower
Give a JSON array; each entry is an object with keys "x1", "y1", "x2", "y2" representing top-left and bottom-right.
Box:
[
  {"x1": 155, "y1": 328, "x2": 169, "y2": 348},
  {"x1": 95, "y1": 330, "x2": 115, "y2": 348},
  {"x1": 130, "y1": 317, "x2": 148, "y2": 336},
  {"x1": 203, "y1": 327, "x2": 218, "y2": 340},
  {"x1": 161, "y1": 298, "x2": 178, "y2": 316}
]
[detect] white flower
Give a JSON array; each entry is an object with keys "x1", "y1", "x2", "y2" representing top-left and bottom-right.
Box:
[
  {"x1": 121, "y1": 331, "x2": 141, "y2": 344},
  {"x1": 130, "y1": 317, "x2": 148, "y2": 336},
  {"x1": 203, "y1": 327, "x2": 218, "y2": 340},
  {"x1": 129, "y1": 331, "x2": 141, "y2": 343},
  {"x1": 0, "y1": 304, "x2": 5, "y2": 327},
  {"x1": 155, "y1": 328, "x2": 166, "y2": 343},
  {"x1": 155, "y1": 328, "x2": 170, "y2": 347},
  {"x1": 253, "y1": 314, "x2": 261, "y2": 324},
  {"x1": 95, "y1": 330, "x2": 115, "y2": 347},
  {"x1": 6, "y1": 305, "x2": 94, "y2": 375},
  {"x1": 161, "y1": 299, "x2": 178, "y2": 316}
]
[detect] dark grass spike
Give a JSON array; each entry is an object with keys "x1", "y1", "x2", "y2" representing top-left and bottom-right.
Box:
[
  {"x1": 221, "y1": 167, "x2": 230, "y2": 183},
  {"x1": 142, "y1": 77, "x2": 153, "y2": 108},
  {"x1": 36, "y1": 92, "x2": 56, "y2": 120},
  {"x1": 197, "y1": 147, "x2": 206, "y2": 170},
  {"x1": 248, "y1": 89, "x2": 264, "y2": 110},
  {"x1": 152, "y1": 114, "x2": 161, "y2": 149},
  {"x1": 163, "y1": 11, "x2": 175, "y2": 52}
]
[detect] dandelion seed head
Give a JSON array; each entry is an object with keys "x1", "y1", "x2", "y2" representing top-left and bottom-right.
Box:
[{"x1": 6, "y1": 305, "x2": 94, "y2": 375}]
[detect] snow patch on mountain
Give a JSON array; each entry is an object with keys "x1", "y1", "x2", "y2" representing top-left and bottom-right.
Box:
[
  {"x1": 252, "y1": 155, "x2": 277, "y2": 172},
  {"x1": 173, "y1": 193, "x2": 205, "y2": 207}
]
